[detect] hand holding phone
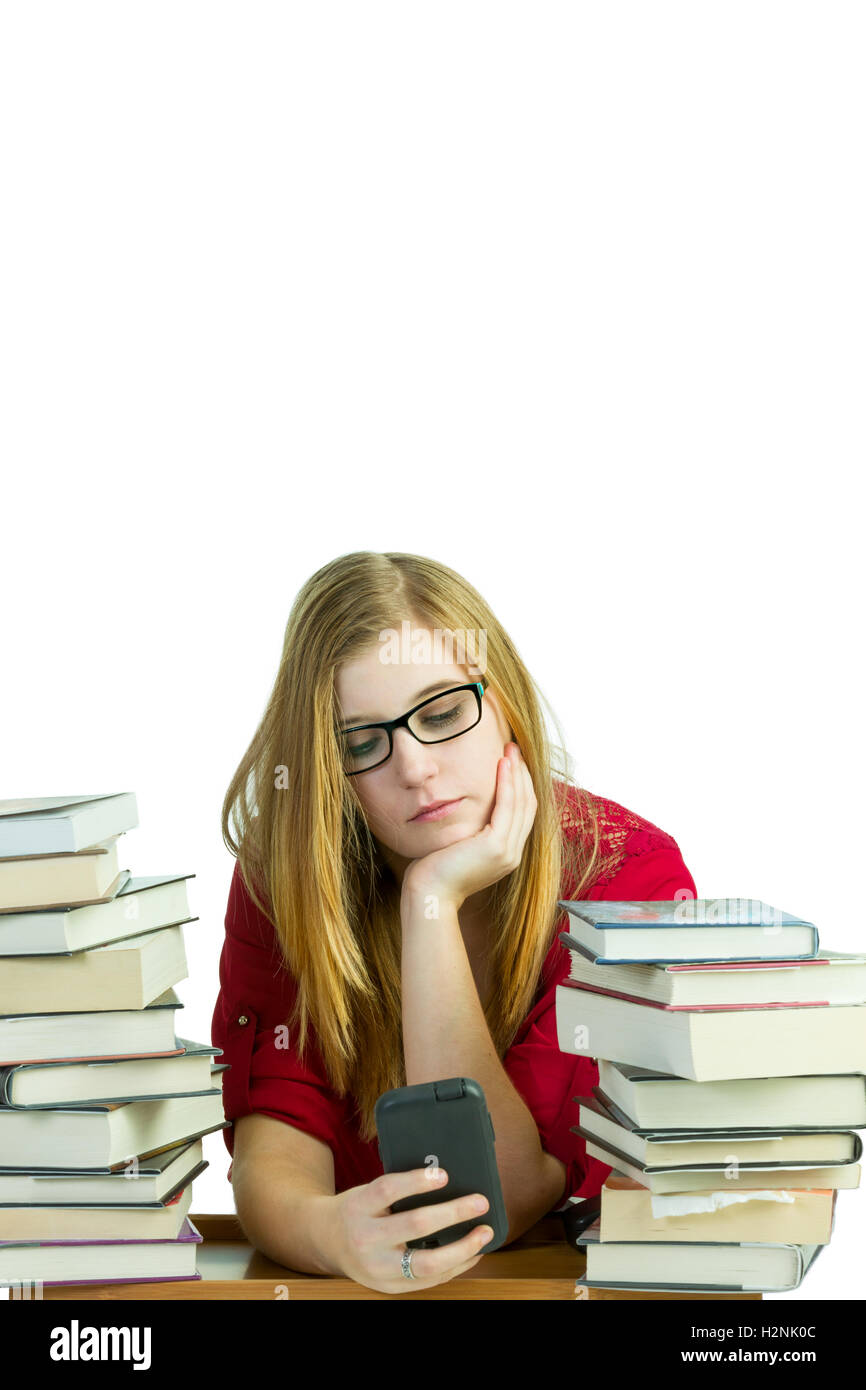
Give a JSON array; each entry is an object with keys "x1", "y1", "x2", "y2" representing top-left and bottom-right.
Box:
[
  {"x1": 375, "y1": 1077, "x2": 508, "y2": 1251},
  {"x1": 328, "y1": 1163, "x2": 494, "y2": 1294}
]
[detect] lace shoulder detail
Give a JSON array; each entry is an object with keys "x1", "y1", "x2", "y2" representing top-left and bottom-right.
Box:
[{"x1": 559, "y1": 783, "x2": 681, "y2": 893}]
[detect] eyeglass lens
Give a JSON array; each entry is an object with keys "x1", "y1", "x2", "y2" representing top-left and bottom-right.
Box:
[{"x1": 342, "y1": 687, "x2": 481, "y2": 774}]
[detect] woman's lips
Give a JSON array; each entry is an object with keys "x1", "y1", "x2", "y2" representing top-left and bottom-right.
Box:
[{"x1": 410, "y1": 798, "x2": 464, "y2": 822}]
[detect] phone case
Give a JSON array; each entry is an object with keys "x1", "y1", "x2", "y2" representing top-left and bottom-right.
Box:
[{"x1": 375, "y1": 1077, "x2": 508, "y2": 1252}]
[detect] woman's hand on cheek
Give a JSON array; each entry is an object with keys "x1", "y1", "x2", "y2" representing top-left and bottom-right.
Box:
[{"x1": 401, "y1": 743, "x2": 538, "y2": 913}]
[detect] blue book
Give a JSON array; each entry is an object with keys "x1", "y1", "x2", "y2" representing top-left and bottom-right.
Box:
[{"x1": 557, "y1": 898, "x2": 819, "y2": 964}]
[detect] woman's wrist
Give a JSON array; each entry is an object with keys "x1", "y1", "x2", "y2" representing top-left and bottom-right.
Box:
[
  {"x1": 308, "y1": 1192, "x2": 347, "y2": 1277},
  {"x1": 401, "y1": 871, "x2": 462, "y2": 918}
]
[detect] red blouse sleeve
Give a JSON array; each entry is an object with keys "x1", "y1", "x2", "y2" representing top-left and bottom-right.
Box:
[
  {"x1": 211, "y1": 862, "x2": 349, "y2": 1183},
  {"x1": 503, "y1": 827, "x2": 699, "y2": 1210}
]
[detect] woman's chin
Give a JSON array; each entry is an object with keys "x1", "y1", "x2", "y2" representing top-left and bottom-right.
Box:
[{"x1": 415, "y1": 814, "x2": 479, "y2": 844}]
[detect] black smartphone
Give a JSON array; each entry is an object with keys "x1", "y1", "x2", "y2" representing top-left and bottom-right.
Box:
[{"x1": 374, "y1": 1076, "x2": 508, "y2": 1252}]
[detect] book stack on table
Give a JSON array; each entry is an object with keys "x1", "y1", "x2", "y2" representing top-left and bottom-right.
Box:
[
  {"x1": 0, "y1": 794, "x2": 229, "y2": 1293},
  {"x1": 554, "y1": 897, "x2": 866, "y2": 1295}
]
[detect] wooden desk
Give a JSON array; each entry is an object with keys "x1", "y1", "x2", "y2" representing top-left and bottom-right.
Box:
[{"x1": 37, "y1": 1214, "x2": 763, "y2": 1301}]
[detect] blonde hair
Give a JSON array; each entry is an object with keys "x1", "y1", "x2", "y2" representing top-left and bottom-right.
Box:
[{"x1": 222, "y1": 551, "x2": 610, "y2": 1142}]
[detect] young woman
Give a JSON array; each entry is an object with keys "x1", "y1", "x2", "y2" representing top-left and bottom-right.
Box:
[{"x1": 212, "y1": 551, "x2": 697, "y2": 1293}]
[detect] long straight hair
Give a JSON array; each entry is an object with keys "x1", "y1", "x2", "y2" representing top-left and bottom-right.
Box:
[{"x1": 221, "y1": 552, "x2": 616, "y2": 1142}]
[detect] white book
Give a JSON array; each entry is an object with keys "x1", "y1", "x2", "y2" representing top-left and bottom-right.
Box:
[
  {"x1": 583, "y1": 1144, "x2": 862, "y2": 1192},
  {"x1": 556, "y1": 982, "x2": 866, "y2": 1081},
  {"x1": 0, "y1": 1136, "x2": 204, "y2": 1204},
  {"x1": 575, "y1": 1218, "x2": 825, "y2": 1293},
  {"x1": 0, "y1": 1089, "x2": 229, "y2": 1169},
  {"x1": 563, "y1": 947, "x2": 866, "y2": 1007},
  {"x1": 0, "y1": 1037, "x2": 223, "y2": 1106},
  {"x1": 0, "y1": 1216, "x2": 202, "y2": 1288},
  {"x1": 0, "y1": 794, "x2": 138, "y2": 857},
  {"x1": 575, "y1": 1093, "x2": 862, "y2": 1167},
  {"x1": 596, "y1": 1058, "x2": 866, "y2": 1131},
  {"x1": 0, "y1": 987, "x2": 183, "y2": 1065},
  {"x1": 0, "y1": 873, "x2": 195, "y2": 956}
]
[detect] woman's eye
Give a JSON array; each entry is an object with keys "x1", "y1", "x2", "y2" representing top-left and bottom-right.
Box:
[
  {"x1": 347, "y1": 736, "x2": 377, "y2": 755},
  {"x1": 421, "y1": 704, "x2": 461, "y2": 727}
]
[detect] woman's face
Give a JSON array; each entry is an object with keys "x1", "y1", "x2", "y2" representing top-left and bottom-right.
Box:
[{"x1": 334, "y1": 631, "x2": 512, "y2": 881}]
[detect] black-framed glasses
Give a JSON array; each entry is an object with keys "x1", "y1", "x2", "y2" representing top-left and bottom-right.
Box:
[{"x1": 339, "y1": 681, "x2": 486, "y2": 775}]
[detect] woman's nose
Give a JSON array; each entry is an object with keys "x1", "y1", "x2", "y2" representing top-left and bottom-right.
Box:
[{"x1": 390, "y1": 726, "x2": 440, "y2": 778}]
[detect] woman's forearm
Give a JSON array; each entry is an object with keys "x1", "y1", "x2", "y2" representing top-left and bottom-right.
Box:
[
  {"x1": 399, "y1": 883, "x2": 566, "y2": 1240},
  {"x1": 233, "y1": 1151, "x2": 344, "y2": 1277}
]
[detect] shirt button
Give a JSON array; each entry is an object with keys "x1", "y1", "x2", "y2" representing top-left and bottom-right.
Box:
[{"x1": 237, "y1": 1015, "x2": 249, "y2": 1026}]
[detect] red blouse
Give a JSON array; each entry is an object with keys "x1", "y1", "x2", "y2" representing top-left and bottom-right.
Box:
[{"x1": 210, "y1": 787, "x2": 698, "y2": 1211}]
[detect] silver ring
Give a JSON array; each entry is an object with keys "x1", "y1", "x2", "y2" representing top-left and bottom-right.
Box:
[{"x1": 401, "y1": 1247, "x2": 417, "y2": 1280}]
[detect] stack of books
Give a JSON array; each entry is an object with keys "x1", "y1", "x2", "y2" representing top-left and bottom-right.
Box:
[
  {"x1": 554, "y1": 897, "x2": 866, "y2": 1295},
  {"x1": 0, "y1": 793, "x2": 229, "y2": 1292}
]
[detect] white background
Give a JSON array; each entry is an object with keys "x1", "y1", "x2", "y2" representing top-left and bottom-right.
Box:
[{"x1": 1, "y1": 2, "x2": 863, "y2": 1304}]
